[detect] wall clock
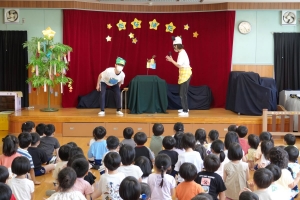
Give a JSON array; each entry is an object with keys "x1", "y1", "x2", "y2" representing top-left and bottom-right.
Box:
[{"x1": 238, "y1": 21, "x2": 251, "y2": 34}]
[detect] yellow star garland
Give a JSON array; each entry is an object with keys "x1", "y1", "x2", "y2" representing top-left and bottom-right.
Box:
[
  {"x1": 128, "y1": 33, "x2": 134, "y2": 39},
  {"x1": 106, "y1": 36, "x2": 112, "y2": 42},
  {"x1": 193, "y1": 31, "x2": 199, "y2": 38},
  {"x1": 116, "y1": 20, "x2": 126, "y2": 31},
  {"x1": 107, "y1": 24, "x2": 112, "y2": 29},
  {"x1": 165, "y1": 22, "x2": 176, "y2": 33},
  {"x1": 184, "y1": 24, "x2": 190, "y2": 30},
  {"x1": 131, "y1": 18, "x2": 142, "y2": 29},
  {"x1": 149, "y1": 19, "x2": 160, "y2": 30},
  {"x1": 132, "y1": 38, "x2": 138, "y2": 44}
]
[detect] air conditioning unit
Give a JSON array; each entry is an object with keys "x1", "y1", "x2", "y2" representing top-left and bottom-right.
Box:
[
  {"x1": 282, "y1": 10, "x2": 296, "y2": 25},
  {"x1": 4, "y1": 9, "x2": 20, "y2": 23}
]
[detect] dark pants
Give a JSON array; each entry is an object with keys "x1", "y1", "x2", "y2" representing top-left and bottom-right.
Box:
[
  {"x1": 100, "y1": 82, "x2": 121, "y2": 111},
  {"x1": 179, "y1": 76, "x2": 191, "y2": 112}
]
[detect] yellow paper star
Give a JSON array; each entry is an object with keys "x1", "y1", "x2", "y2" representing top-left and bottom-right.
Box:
[
  {"x1": 165, "y1": 22, "x2": 176, "y2": 33},
  {"x1": 106, "y1": 36, "x2": 112, "y2": 42},
  {"x1": 184, "y1": 24, "x2": 190, "y2": 30},
  {"x1": 42, "y1": 27, "x2": 56, "y2": 40},
  {"x1": 107, "y1": 24, "x2": 112, "y2": 29},
  {"x1": 149, "y1": 19, "x2": 160, "y2": 30},
  {"x1": 193, "y1": 31, "x2": 199, "y2": 38},
  {"x1": 116, "y1": 20, "x2": 126, "y2": 31},
  {"x1": 132, "y1": 38, "x2": 138, "y2": 44},
  {"x1": 129, "y1": 33, "x2": 134, "y2": 39},
  {"x1": 131, "y1": 18, "x2": 142, "y2": 29}
]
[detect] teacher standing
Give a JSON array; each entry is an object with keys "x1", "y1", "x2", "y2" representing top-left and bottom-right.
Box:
[{"x1": 166, "y1": 36, "x2": 192, "y2": 117}]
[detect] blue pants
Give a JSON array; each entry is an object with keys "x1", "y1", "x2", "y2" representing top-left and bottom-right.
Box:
[{"x1": 100, "y1": 82, "x2": 121, "y2": 111}]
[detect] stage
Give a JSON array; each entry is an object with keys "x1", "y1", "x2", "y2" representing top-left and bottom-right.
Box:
[{"x1": 7, "y1": 107, "x2": 281, "y2": 138}]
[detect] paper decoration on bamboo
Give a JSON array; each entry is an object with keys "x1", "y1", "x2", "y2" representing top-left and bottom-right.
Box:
[
  {"x1": 146, "y1": 55, "x2": 156, "y2": 69},
  {"x1": 106, "y1": 36, "x2": 112, "y2": 42},
  {"x1": 132, "y1": 38, "x2": 138, "y2": 44},
  {"x1": 149, "y1": 19, "x2": 160, "y2": 30},
  {"x1": 42, "y1": 27, "x2": 56, "y2": 40},
  {"x1": 107, "y1": 24, "x2": 112, "y2": 29},
  {"x1": 129, "y1": 33, "x2": 134, "y2": 39},
  {"x1": 165, "y1": 22, "x2": 176, "y2": 33},
  {"x1": 131, "y1": 18, "x2": 142, "y2": 29},
  {"x1": 184, "y1": 24, "x2": 190, "y2": 30},
  {"x1": 193, "y1": 31, "x2": 199, "y2": 38},
  {"x1": 116, "y1": 20, "x2": 126, "y2": 31}
]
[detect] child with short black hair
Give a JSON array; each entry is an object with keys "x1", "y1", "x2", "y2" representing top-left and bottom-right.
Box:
[
  {"x1": 237, "y1": 125, "x2": 250, "y2": 154},
  {"x1": 150, "y1": 123, "x2": 164, "y2": 156},
  {"x1": 251, "y1": 168, "x2": 273, "y2": 199},
  {"x1": 21, "y1": 121, "x2": 35, "y2": 132},
  {"x1": 195, "y1": 154, "x2": 226, "y2": 200},
  {"x1": 224, "y1": 131, "x2": 240, "y2": 157},
  {"x1": 8, "y1": 157, "x2": 34, "y2": 200},
  {"x1": 36, "y1": 123, "x2": 46, "y2": 137},
  {"x1": 87, "y1": 126, "x2": 108, "y2": 166},
  {"x1": 52, "y1": 144, "x2": 71, "y2": 180},
  {"x1": 206, "y1": 130, "x2": 219, "y2": 154},
  {"x1": 176, "y1": 163, "x2": 204, "y2": 200},
  {"x1": 38, "y1": 124, "x2": 60, "y2": 164},
  {"x1": 239, "y1": 191, "x2": 259, "y2": 200},
  {"x1": 255, "y1": 131, "x2": 273, "y2": 168},
  {"x1": 0, "y1": 182, "x2": 12, "y2": 200},
  {"x1": 0, "y1": 134, "x2": 21, "y2": 170},
  {"x1": 158, "y1": 136, "x2": 178, "y2": 177},
  {"x1": 0, "y1": 166, "x2": 17, "y2": 200},
  {"x1": 245, "y1": 134, "x2": 259, "y2": 170},
  {"x1": 148, "y1": 154, "x2": 176, "y2": 200},
  {"x1": 228, "y1": 124, "x2": 237, "y2": 132},
  {"x1": 174, "y1": 122, "x2": 184, "y2": 133},
  {"x1": 173, "y1": 131, "x2": 185, "y2": 155},
  {"x1": 140, "y1": 182, "x2": 151, "y2": 200},
  {"x1": 210, "y1": 139, "x2": 229, "y2": 179},
  {"x1": 118, "y1": 144, "x2": 143, "y2": 181},
  {"x1": 174, "y1": 133, "x2": 203, "y2": 183},
  {"x1": 92, "y1": 152, "x2": 125, "y2": 200},
  {"x1": 284, "y1": 133, "x2": 296, "y2": 146},
  {"x1": 99, "y1": 136, "x2": 120, "y2": 173},
  {"x1": 119, "y1": 176, "x2": 141, "y2": 200},
  {"x1": 121, "y1": 127, "x2": 136, "y2": 148},
  {"x1": 28, "y1": 132, "x2": 55, "y2": 176},
  {"x1": 134, "y1": 132, "x2": 154, "y2": 166},
  {"x1": 257, "y1": 140, "x2": 274, "y2": 168},
  {"x1": 195, "y1": 128, "x2": 207, "y2": 145},
  {"x1": 285, "y1": 145, "x2": 300, "y2": 197},
  {"x1": 71, "y1": 158, "x2": 94, "y2": 199},
  {"x1": 134, "y1": 156, "x2": 152, "y2": 183}
]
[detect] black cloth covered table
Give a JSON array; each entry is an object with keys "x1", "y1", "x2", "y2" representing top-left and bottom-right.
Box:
[
  {"x1": 167, "y1": 84, "x2": 212, "y2": 110},
  {"x1": 225, "y1": 71, "x2": 277, "y2": 116},
  {"x1": 77, "y1": 89, "x2": 116, "y2": 108},
  {"x1": 128, "y1": 75, "x2": 168, "y2": 114}
]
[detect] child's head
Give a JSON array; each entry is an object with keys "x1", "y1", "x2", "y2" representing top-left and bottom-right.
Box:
[
  {"x1": 66, "y1": 142, "x2": 77, "y2": 148},
  {"x1": 0, "y1": 166, "x2": 9, "y2": 183},
  {"x1": 173, "y1": 122, "x2": 184, "y2": 132},
  {"x1": 106, "y1": 136, "x2": 120, "y2": 150},
  {"x1": 261, "y1": 140, "x2": 274, "y2": 159},
  {"x1": 68, "y1": 147, "x2": 84, "y2": 160},
  {"x1": 228, "y1": 143, "x2": 243, "y2": 161},
  {"x1": 224, "y1": 131, "x2": 239, "y2": 150},
  {"x1": 140, "y1": 182, "x2": 151, "y2": 200},
  {"x1": 208, "y1": 130, "x2": 219, "y2": 142},
  {"x1": 247, "y1": 134, "x2": 260, "y2": 149},
  {"x1": 191, "y1": 193, "x2": 213, "y2": 200},
  {"x1": 284, "y1": 133, "x2": 296, "y2": 145},
  {"x1": 265, "y1": 163, "x2": 282, "y2": 182},
  {"x1": 152, "y1": 123, "x2": 164, "y2": 136},
  {"x1": 119, "y1": 144, "x2": 135, "y2": 165},
  {"x1": 259, "y1": 131, "x2": 272, "y2": 142},
  {"x1": 236, "y1": 125, "x2": 248, "y2": 138},
  {"x1": 134, "y1": 156, "x2": 152, "y2": 179},
  {"x1": 204, "y1": 154, "x2": 221, "y2": 172},
  {"x1": 21, "y1": 121, "x2": 35, "y2": 132},
  {"x1": 179, "y1": 162, "x2": 198, "y2": 182},
  {"x1": 195, "y1": 129, "x2": 207, "y2": 145},
  {"x1": 154, "y1": 154, "x2": 171, "y2": 188},
  {"x1": 134, "y1": 132, "x2": 147, "y2": 145},
  {"x1": 228, "y1": 124, "x2": 237, "y2": 132},
  {"x1": 93, "y1": 126, "x2": 106, "y2": 140},
  {"x1": 162, "y1": 136, "x2": 176, "y2": 150},
  {"x1": 119, "y1": 176, "x2": 141, "y2": 200},
  {"x1": 181, "y1": 133, "x2": 196, "y2": 150},
  {"x1": 58, "y1": 144, "x2": 72, "y2": 161},
  {"x1": 18, "y1": 132, "x2": 32, "y2": 149},
  {"x1": 104, "y1": 152, "x2": 122, "y2": 171},
  {"x1": 44, "y1": 124, "x2": 55, "y2": 137},
  {"x1": 194, "y1": 144, "x2": 207, "y2": 161},
  {"x1": 210, "y1": 139, "x2": 226, "y2": 163},
  {"x1": 284, "y1": 145, "x2": 299, "y2": 163},
  {"x1": 12, "y1": 156, "x2": 31, "y2": 176},
  {"x1": 123, "y1": 127, "x2": 134, "y2": 139},
  {"x1": 57, "y1": 167, "x2": 77, "y2": 192},
  {"x1": 0, "y1": 182, "x2": 12, "y2": 200},
  {"x1": 30, "y1": 132, "x2": 40, "y2": 146},
  {"x1": 36, "y1": 123, "x2": 46, "y2": 136},
  {"x1": 253, "y1": 168, "x2": 273, "y2": 189},
  {"x1": 71, "y1": 158, "x2": 89, "y2": 178},
  {"x1": 2, "y1": 134, "x2": 18, "y2": 156},
  {"x1": 239, "y1": 191, "x2": 259, "y2": 200},
  {"x1": 269, "y1": 147, "x2": 289, "y2": 169},
  {"x1": 67, "y1": 154, "x2": 86, "y2": 167},
  {"x1": 174, "y1": 132, "x2": 184, "y2": 149}
]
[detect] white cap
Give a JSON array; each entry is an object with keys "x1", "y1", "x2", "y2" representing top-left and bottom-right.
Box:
[{"x1": 173, "y1": 36, "x2": 182, "y2": 45}]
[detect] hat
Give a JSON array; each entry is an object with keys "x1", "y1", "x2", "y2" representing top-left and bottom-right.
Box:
[
  {"x1": 173, "y1": 36, "x2": 182, "y2": 45},
  {"x1": 116, "y1": 57, "x2": 126, "y2": 66}
]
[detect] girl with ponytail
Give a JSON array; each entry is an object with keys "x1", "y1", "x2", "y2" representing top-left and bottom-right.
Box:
[
  {"x1": 210, "y1": 139, "x2": 229, "y2": 179},
  {"x1": 0, "y1": 135, "x2": 21, "y2": 170},
  {"x1": 148, "y1": 154, "x2": 176, "y2": 200}
]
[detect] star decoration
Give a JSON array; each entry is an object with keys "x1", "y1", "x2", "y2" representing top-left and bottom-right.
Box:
[
  {"x1": 149, "y1": 19, "x2": 160, "y2": 30},
  {"x1": 184, "y1": 24, "x2": 190, "y2": 30},
  {"x1": 106, "y1": 36, "x2": 112, "y2": 42},
  {"x1": 132, "y1": 38, "x2": 138, "y2": 44},
  {"x1": 116, "y1": 20, "x2": 126, "y2": 31},
  {"x1": 193, "y1": 31, "x2": 199, "y2": 38},
  {"x1": 107, "y1": 24, "x2": 112, "y2": 29},
  {"x1": 129, "y1": 33, "x2": 134, "y2": 39},
  {"x1": 131, "y1": 18, "x2": 142, "y2": 29},
  {"x1": 42, "y1": 27, "x2": 56, "y2": 40},
  {"x1": 165, "y1": 22, "x2": 176, "y2": 33}
]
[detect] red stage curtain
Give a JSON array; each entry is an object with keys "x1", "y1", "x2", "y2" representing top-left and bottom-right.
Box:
[{"x1": 63, "y1": 10, "x2": 235, "y2": 108}]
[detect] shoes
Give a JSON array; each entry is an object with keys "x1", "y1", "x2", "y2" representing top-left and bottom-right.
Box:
[
  {"x1": 178, "y1": 109, "x2": 189, "y2": 113},
  {"x1": 116, "y1": 111, "x2": 124, "y2": 115},
  {"x1": 49, "y1": 156, "x2": 56, "y2": 164},
  {"x1": 98, "y1": 111, "x2": 105, "y2": 116},
  {"x1": 178, "y1": 112, "x2": 189, "y2": 117}
]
